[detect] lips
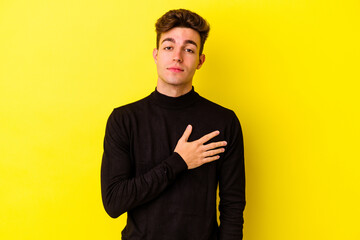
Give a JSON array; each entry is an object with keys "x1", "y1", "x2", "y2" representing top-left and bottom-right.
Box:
[{"x1": 167, "y1": 67, "x2": 184, "y2": 73}]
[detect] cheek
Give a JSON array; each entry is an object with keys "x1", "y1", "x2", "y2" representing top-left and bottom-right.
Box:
[{"x1": 188, "y1": 58, "x2": 200, "y2": 70}]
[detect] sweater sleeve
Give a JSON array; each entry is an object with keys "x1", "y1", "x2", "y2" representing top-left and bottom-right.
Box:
[
  {"x1": 218, "y1": 112, "x2": 246, "y2": 239},
  {"x1": 101, "y1": 109, "x2": 188, "y2": 218}
]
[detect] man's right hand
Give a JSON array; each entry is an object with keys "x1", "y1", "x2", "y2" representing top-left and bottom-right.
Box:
[{"x1": 174, "y1": 125, "x2": 227, "y2": 170}]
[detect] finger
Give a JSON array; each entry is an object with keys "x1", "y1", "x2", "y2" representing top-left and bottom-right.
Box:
[
  {"x1": 198, "y1": 130, "x2": 220, "y2": 144},
  {"x1": 203, "y1": 141, "x2": 227, "y2": 151},
  {"x1": 181, "y1": 124, "x2": 192, "y2": 142},
  {"x1": 202, "y1": 155, "x2": 220, "y2": 164},
  {"x1": 203, "y1": 148, "x2": 225, "y2": 158}
]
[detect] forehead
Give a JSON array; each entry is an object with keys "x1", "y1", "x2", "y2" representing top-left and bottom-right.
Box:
[{"x1": 160, "y1": 27, "x2": 201, "y2": 46}]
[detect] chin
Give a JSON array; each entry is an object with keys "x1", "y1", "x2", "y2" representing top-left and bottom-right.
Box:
[
  {"x1": 169, "y1": 81, "x2": 191, "y2": 87},
  {"x1": 164, "y1": 78, "x2": 188, "y2": 86},
  {"x1": 158, "y1": 75, "x2": 191, "y2": 87}
]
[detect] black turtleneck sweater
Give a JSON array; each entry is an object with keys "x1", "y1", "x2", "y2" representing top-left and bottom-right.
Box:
[{"x1": 101, "y1": 88, "x2": 245, "y2": 240}]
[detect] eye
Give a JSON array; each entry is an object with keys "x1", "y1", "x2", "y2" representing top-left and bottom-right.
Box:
[
  {"x1": 164, "y1": 46, "x2": 173, "y2": 50},
  {"x1": 185, "y1": 48, "x2": 195, "y2": 53}
]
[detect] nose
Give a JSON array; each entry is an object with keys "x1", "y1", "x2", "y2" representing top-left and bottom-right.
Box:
[{"x1": 173, "y1": 50, "x2": 183, "y2": 63}]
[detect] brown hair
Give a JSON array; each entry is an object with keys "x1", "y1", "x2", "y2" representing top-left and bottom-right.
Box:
[{"x1": 155, "y1": 9, "x2": 210, "y2": 55}]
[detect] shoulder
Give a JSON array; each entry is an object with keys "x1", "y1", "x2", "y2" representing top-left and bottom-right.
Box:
[
  {"x1": 112, "y1": 94, "x2": 151, "y2": 116},
  {"x1": 105, "y1": 94, "x2": 151, "y2": 130},
  {"x1": 198, "y1": 95, "x2": 238, "y2": 120}
]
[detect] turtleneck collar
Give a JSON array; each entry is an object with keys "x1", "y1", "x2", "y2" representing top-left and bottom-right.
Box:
[{"x1": 149, "y1": 86, "x2": 200, "y2": 109}]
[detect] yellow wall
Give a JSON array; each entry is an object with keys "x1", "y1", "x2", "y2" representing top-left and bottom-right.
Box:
[{"x1": 1, "y1": 0, "x2": 359, "y2": 239}]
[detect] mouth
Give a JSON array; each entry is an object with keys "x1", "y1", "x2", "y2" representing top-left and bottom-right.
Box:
[{"x1": 167, "y1": 67, "x2": 184, "y2": 73}]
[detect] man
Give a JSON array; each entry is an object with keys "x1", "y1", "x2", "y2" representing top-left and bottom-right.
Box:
[{"x1": 101, "y1": 9, "x2": 245, "y2": 240}]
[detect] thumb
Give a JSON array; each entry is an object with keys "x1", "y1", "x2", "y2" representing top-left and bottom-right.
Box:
[{"x1": 181, "y1": 124, "x2": 192, "y2": 142}]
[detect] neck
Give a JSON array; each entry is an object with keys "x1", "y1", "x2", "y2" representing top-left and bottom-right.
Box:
[
  {"x1": 151, "y1": 86, "x2": 199, "y2": 109},
  {"x1": 156, "y1": 82, "x2": 193, "y2": 97}
]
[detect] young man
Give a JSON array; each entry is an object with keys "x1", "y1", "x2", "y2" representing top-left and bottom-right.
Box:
[{"x1": 101, "y1": 9, "x2": 246, "y2": 240}]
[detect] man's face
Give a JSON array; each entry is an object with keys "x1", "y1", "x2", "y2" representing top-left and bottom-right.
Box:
[{"x1": 153, "y1": 27, "x2": 205, "y2": 93}]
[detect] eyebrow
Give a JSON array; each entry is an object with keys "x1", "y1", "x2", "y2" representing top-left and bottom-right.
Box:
[{"x1": 161, "y1": 38, "x2": 198, "y2": 48}]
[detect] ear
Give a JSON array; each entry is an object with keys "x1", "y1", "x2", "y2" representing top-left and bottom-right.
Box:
[
  {"x1": 196, "y1": 54, "x2": 206, "y2": 69},
  {"x1": 153, "y1": 48, "x2": 158, "y2": 64}
]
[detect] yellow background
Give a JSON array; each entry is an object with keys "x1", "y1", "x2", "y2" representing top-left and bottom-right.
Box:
[{"x1": 1, "y1": 0, "x2": 359, "y2": 239}]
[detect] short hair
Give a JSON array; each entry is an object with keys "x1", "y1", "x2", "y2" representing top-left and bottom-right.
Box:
[{"x1": 155, "y1": 9, "x2": 210, "y2": 55}]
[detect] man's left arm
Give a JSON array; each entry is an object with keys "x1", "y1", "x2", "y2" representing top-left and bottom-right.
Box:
[{"x1": 218, "y1": 111, "x2": 246, "y2": 240}]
